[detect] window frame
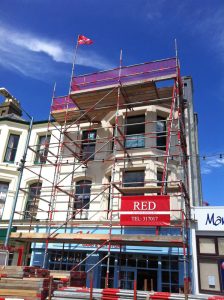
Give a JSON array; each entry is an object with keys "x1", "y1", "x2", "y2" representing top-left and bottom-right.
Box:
[
  {"x1": 123, "y1": 170, "x2": 145, "y2": 188},
  {"x1": 0, "y1": 181, "x2": 9, "y2": 219},
  {"x1": 24, "y1": 182, "x2": 42, "y2": 220},
  {"x1": 197, "y1": 236, "x2": 224, "y2": 294},
  {"x1": 34, "y1": 134, "x2": 51, "y2": 164},
  {"x1": 81, "y1": 130, "x2": 97, "y2": 161},
  {"x1": 197, "y1": 236, "x2": 219, "y2": 256},
  {"x1": 74, "y1": 180, "x2": 92, "y2": 212},
  {"x1": 156, "y1": 116, "x2": 167, "y2": 151},
  {"x1": 4, "y1": 133, "x2": 20, "y2": 163},
  {"x1": 125, "y1": 115, "x2": 145, "y2": 149}
]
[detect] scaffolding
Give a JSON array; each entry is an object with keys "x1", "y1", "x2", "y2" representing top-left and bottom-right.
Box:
[{"x1": 10, "y1": 56, "x2": 191, "y2": 294}]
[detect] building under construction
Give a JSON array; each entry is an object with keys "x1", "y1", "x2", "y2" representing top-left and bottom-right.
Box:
[{"x1": 1, "y1": 55, "x2": 202, "y2": 293}]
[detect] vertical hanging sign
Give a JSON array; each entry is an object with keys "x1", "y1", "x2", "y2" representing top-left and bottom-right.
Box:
[{"x1": 120, "y1": 195, "x2": 170, "y2": 226}]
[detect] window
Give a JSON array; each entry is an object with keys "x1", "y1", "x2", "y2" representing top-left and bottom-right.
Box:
[
  {"x1": 0, "y1": 182, "x2": 9, "y2": 218},
  {"x1": 107, "y1": 176, "x2": 111, "y2": 219},
  {"x1": 199, "y1": 237, "x2": 216, "y2": 254},
  {"x1": 157, "y1": 170, "x2": 163, "y2": 186},
  {"x1": 161, "y1": 256, "x2": 179, "y2": 293},
  {"x1": 197, "y1": 237, "x2": 224, "y2": 294},
  {"x1": 24, "y1": 182, "x2": 42, "y2": 219},
  {"x1": 81, "y1": 130, "x2": 96, "y2": 161},
  {"x1": 218, "y1": 238, "x2": 224, "y2": 255},
  {"x1": 199, "y1": 260, "x2": 221, "y2": 292},
  {"x1": 74, "y1": 180, "x2": 92, "y2": 210},
  {"x1": 48, "y1": 250, "x2": 86, "y2": 271},
  {"x1": 35, "y1": 135, "x2": 51, "y2": 164},
  {"x1": 4, "y1": 134, "x2": 20, "y2": 163},
  {"x1": 157, "y1": 116, "x2": 167, "y2": 151},
  {"x1": 123, "y1": 170, "x2": 144, "y2": 187},
  {"x1": 125, "y1": 115, "x2": 145, "y2": 148}
]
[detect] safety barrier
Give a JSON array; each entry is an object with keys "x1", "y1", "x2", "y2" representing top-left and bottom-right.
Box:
[{"x1": 52, "y1": 287, "x2": 224, "y2": 300}]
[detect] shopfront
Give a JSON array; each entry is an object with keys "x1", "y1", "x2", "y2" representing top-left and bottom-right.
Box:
[
  {"x1": 192, "y1": 207, "x2": 224, "y2": 295},
  {"x1": 99, "y1": 252, "x2": 181, "y2": 292},
  {"x1": 31, "y1": 225, "x2": 185, "y2": 292}
]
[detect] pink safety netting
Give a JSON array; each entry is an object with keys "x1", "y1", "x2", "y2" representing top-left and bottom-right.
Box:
[{"x1": 71, "y1": 57, "x2": 177, "y2": 92}]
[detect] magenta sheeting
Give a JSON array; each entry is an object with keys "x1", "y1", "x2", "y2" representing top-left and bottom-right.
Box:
[
  {"x1": 51, "y1": 96, "x2": 76, "y2": 112},
  {"x1": 71, "y1": 58, "x2": 177, "y2": 92}
]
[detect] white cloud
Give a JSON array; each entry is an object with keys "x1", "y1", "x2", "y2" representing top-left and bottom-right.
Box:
[
  {"x1": 201, "y1": 167, "x2": 211, "y2": 175},
  {"x1": 0, "y1": 23, "x2": 113, "y2": 80},
  {"x1": 201, "y1": 157, "x2": 224, "y2": 175},
  {"x1": 181, "y1": 5, "x2": 224, "y2": 62}
]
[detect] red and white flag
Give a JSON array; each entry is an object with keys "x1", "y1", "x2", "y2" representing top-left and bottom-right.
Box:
[{"x1": 78, "y1": 35, "x2": 93, "y2": 45}]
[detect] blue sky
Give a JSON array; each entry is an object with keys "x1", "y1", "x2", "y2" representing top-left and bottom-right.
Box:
[{"x1": 0, "y1": 0, "x2": 223, "y2": 205}]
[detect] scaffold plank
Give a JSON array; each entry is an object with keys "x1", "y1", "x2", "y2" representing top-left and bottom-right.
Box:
[
  {"x1": 119, "y1": 185, "x2": 180, "y2": 194},
  {"x1": 10, "y1": 232, "x2": 183, "y2": 247}
]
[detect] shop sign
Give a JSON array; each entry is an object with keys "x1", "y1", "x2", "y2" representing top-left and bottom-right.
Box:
[
  {"x1": 194, "y1": 207, "x2": 224, "y2": 231},
  {"x1": 120, "y1": 195, "x2": 170, "y2": 226}
]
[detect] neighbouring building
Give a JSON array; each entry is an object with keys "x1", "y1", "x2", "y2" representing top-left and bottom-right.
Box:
[
  {"x1": 192, "y1": 206, "x2": 224, "y2": 295},
  {"x1": 0, "y1": 57, "x2": 202, "y2": 293}
]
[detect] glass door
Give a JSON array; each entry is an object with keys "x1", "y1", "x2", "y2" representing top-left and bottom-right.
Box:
[{"x1": 120, "y1": 267, "x2": 136, "y2": 290}]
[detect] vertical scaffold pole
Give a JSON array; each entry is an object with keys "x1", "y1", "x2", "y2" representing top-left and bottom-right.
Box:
[{"x1": 105, "y1": 49, "x2": 123, "y2": 288}]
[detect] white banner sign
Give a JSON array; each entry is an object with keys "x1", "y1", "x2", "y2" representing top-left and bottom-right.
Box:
[{"x1": 194, "y1": 207, "x2": 224, "y2": 231}]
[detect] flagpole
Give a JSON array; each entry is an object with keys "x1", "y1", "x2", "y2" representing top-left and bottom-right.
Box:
[
  {"x1": 68, "y1": 35, "x2": 79, "y2": 94},
  {"x1": 118, "y1": 48, "x2": 123, "y2": 81}
]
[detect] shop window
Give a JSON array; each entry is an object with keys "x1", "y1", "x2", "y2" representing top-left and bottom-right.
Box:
[
  {"x1": 24, "y1": 182, "x2": 42, "y2": 219},
  {"x1": 101, "y1": 266, "x2": 114, "y2": 288},
  {"x1": 218, "y1": 238, "x2": 224, "y2": 255},
  {"x1": 48, "y1": 250, "x2": 85, "y2": 271},
  {"x1": 148, "y1": 256, "x2": 158, "y2": 268},
  {"x1": 161, "y1": 256, "x2": 180, "y2": 293},
  {"x1": 81, "y1": 130, "x2": 96, "y2": 161},
  {"x1": 123, "y1": 170, "x2": 144, "y2": 187},
  {"x1": 162, "y1": 271, "x2": 170, "y2": 283},
  {"x1": 35, "y1": 135, "x2": 51, "y2": 164},
  {"x1": 199, "y1": 260, "x2": 221, "y2": 292},
  {"x1": 161, "y1": 256, "x2": 170, "y2": 269},
  {"x1": 125, "y1": 115, "x2": 145, "y2": 148},
  {"x1": 199, "y1": 237, "x2": 216, "y2": 254},
  {"x1": 4, "y1": 134, "x2": 20, "y2": 163},
  {"x1": 74, "y1": 180, "x2": 92, "y2": 210},
  {"x1": 157, "y1": 116, "x2": 167, "y2": 151},
  {"x1": 0, "y1": 182, "x2": 9, "y2": 219},
  {"x1": 137, "y1": 257, "x2": 147, "y2": 268}
]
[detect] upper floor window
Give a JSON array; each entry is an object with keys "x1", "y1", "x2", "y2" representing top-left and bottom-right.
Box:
[
  {"x1": 0, "y1": 182, "x2": 9, "y2": 219},
  {"x1": 125, "y1": 115, "x2": 145, "y2": 149},
  {"x1": 123, "y1": 170, "x2": 145, "y2": 187},
  {"x1": 81, "y1": 130, "x2": 96, "y2": 161},
  {"x1": 24, "y1": 182, "x2": 42, "y2": 219},
  {"x1": 74, "y1": 180, "x2": 92, "y2": 211},
  {"x1": 35, "y1": 135, "x2": 51, "y2": 164},
  {"x1": 157, "y1": 170, "x2": 163, "y2": 187},
  {"x1": 4, "y1": 134, "x2": 19, "y2": 163},
  {"x1": 157, "y1": 116, "x2": 167, "y2": 151},
  {"x1": 4, "y1": 134, "x2": 20, "y2": 163}
]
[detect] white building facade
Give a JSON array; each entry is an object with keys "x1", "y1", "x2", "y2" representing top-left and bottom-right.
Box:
[{"x1": 0, "y1": 57, "x2": 203, "y2": 293}]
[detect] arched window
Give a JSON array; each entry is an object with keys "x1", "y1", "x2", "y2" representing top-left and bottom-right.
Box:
[
  {"x1": 74, "y1": 180, "x2": 91, "y2": 210},
  {"x1": 25, "y1": 182, "x2": 42, "y2": 219}
]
